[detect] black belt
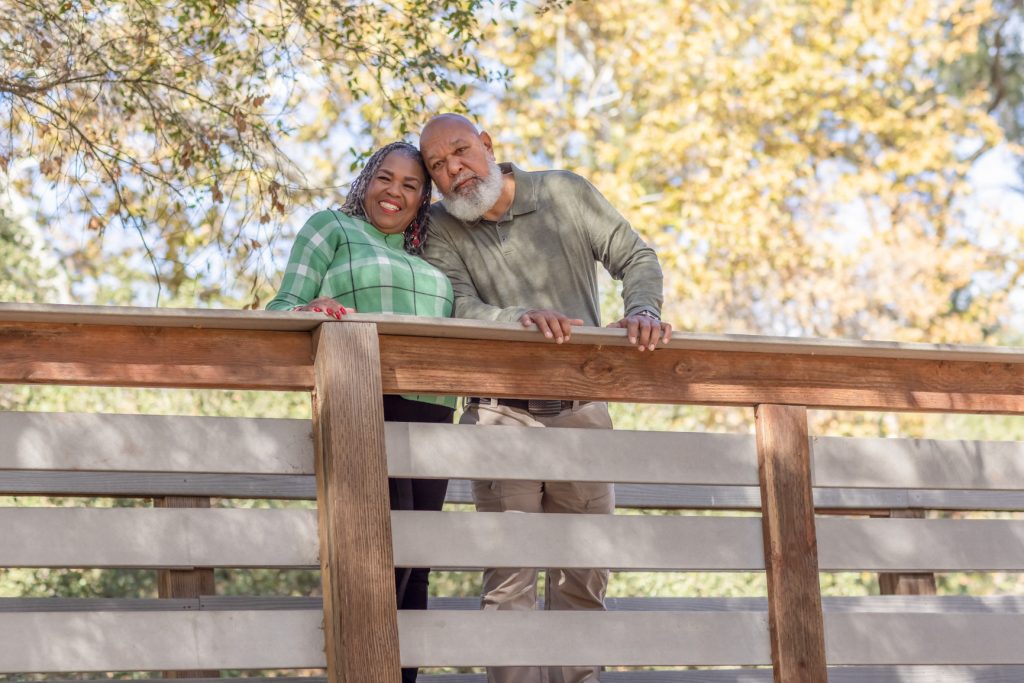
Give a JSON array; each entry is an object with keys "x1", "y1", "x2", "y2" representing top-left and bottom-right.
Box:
[{"x1": 467, "y1": 397, "x2": 583, "y2": 416}]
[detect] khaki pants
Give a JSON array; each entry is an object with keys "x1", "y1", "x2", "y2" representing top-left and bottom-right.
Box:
[{"x1": 462, "y1": 401, "x2": 615, "y2": 683}]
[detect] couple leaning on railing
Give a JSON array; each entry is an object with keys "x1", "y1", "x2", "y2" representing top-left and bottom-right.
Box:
[{"x1": 266, "y1": 113, "x2": 673, "y2": 683}]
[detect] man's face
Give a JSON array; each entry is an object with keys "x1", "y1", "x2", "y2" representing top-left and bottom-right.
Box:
[{"x1": 419, "y1": 120, "x2": 496, "y2": 199}]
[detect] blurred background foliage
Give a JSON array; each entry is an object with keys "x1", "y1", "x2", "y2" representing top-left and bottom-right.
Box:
[{"x1": 2, "y1": 0, "x2": 1024, "y2": 622}]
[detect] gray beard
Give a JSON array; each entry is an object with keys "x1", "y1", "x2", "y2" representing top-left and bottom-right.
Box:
[{"x1": 441, "y1": 156, "x2": 504, "y2": 222}]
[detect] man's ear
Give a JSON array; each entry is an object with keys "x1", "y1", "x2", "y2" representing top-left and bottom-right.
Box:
[{"x1": 480, "y1": 130, "x2": 495, "y2": 156}]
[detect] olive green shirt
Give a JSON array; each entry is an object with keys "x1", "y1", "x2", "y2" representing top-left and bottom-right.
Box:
[{"x1": 423, "y1": 163, "x2": 663, "y2": 326}]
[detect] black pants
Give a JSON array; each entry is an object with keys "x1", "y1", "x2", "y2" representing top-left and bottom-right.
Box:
[{"x1": 382, "y1": 395, "x2": 453, "y2": 683}]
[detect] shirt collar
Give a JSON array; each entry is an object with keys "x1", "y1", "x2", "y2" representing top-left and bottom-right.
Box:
[{"x1": 502, "y1": 163, "x2": 539, "y2": 218}]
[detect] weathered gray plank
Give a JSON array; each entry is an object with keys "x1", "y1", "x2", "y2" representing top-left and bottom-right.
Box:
[
  {"x1": 8, "y1": 509, "x2": 1024, "y2": 572},
  {"x1": 814, "y1": 436, "x2": 1024, "y2": 490},
  {"x1": 0, "y1": 411, "x2": 312, "y2": 474},
  {"x1": 818, "y1": 517, "x2": 1024, "y2": 571},
  {"x1": 18, "y1": 669, "x2": 1024, "y2": 683},
  {"x1": 14, "y1": 471, "x2": 1024, "y2": 512},
  {"x1": 399, "y1": 611, "x2": 771, "y2": 667},
  {"x1": 0, "y1": 610, "x2": 324, "y2": 672},
  {"x1": 0, "y1": 470, "x2": 316, "y2": 499},
  {"x1": 392, "y1": 511, "x2": 765, "y2": 570},
  {"x1": 0, "y1": 508, "x2": 318, "y2": 568},
  {"x1": 387, "y1": 423, "x2": 757, "y2": 485},
  {"x1": 7, "y1": 594, "x2": 1024, "y2": 615},
  {"x1": 827, "y1": 613, "x2": 1024, "y2": 665}
]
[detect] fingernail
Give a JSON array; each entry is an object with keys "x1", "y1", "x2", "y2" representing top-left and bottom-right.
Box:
[
  {"x1": 649, "y1": 343, "x2": 656, "y2": 351},
  {"x1": 629, "y1": 336, "x2": 637, "y2": 344},
  {"x1": 313, "y1": 307, "x2": 321, "y2": 312}
]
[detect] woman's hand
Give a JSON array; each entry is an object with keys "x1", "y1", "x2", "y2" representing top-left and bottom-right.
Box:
[{"x1": 294, "y1": 297, "x2": 353, "y2": 320}]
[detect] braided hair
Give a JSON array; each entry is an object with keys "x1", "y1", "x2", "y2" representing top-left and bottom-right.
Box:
[{"x1": 339, "y1": 141, "x2": 432, "y2": 255}]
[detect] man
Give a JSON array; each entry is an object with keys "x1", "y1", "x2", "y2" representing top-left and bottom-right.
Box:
[{"x1": 419, "y1": 114, "x2": 671, "y2": 683}]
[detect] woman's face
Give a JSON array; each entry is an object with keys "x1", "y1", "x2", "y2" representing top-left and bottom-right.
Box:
[{"x1": 363, "y1": 151, "x2": 426, "y2": 235}]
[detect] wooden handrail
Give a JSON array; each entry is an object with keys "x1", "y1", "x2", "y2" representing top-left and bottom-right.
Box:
[{"x1": 4, "y1": 303, "x2": 1024, "y2": 683}]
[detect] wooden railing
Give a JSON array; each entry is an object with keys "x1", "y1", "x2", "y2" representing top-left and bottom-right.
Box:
[{"x1": 3, "y1": 303, "x2": 1024, "y2": 682}]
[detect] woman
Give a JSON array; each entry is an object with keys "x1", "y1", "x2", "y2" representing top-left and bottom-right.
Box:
[{"x1": 267, "y1": 142, "x2": 453, "y2": 683}]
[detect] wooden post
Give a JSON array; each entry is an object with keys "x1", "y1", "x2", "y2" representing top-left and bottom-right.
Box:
[
  {"x1": 878, "y1": 509, "x2": 938, "y2": 595},
  {"x1": 313, "y1": 322, "x2": 400, "y2": 683},
  {"x1": 156, "y1": 496, "x2": 217, "y2": 679},
  {"x1": 755, "y1": 404, "x2": 828, "y2": 682}
]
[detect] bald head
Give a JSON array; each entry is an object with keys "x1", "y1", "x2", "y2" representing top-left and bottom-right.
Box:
[
  {"x1": 419, "y1": 113, "x2": 505, "y2": 221},
  {"x1": 421, "y1": 113, "x2": 479, "y2": 141}
]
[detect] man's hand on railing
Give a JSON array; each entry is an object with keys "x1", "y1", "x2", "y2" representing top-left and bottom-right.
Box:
[
  {"x1": 520, "y1": 309, "x2": 584, "y2": 344},
  {"x1": 293, "y1": 297, "x2": 354, "y2": 320},
  {"x1": 608, "y1": 313, "x2": 673, "y2": 352}
]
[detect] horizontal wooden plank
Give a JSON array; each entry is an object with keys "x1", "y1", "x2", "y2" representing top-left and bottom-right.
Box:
[
  {"x1": 0, "y1": 470, "x2": 316, "y2": 499},
  {"x1": 392, "y1": 511, "x2": 764, "y2": 570},
  {"x1": 7, "y1": 303, "x2": 1024, "y2": 364},
  {"x1": 0, "y1": 412, "x2": 312, "y2": 474},
  {"x1": 400, "y1": 514, "x2": 1024, "y2": 572},
  {"x1": 378, "y1": 335, "x2": 1024, "y2": 412},
  {"x1": 387, "y1": 422, "x2": 758, "y2": 485},
  {"x1": 8, "y1": 411, "x2": 1024, "y2": 509},
  {"x1": 0, "y1": 323, "x2": 313, "y2": 390},
  {"x1": 8, "y1": 509, "x2": 1024, "y2": 573},
  {"x1": 0, "y1": 610, "x2": 324, "y2": 672},
  {"x1": 7, "y1": 594, "x2": 1024, "y2": 616},
  {"x1": 400, "y1": 610, "x2": 771, "y2": 667},
  {"x1": 423, "y1": 667, "x2": 1024, "y2": 683},
  {"x1": 827, "y1": 613, "x2": 1024, "y2": 665},
  {"x1": 813, "y1": 436, "x2": 1024, "y2": 490},
  {"x1": 5, "y1": 607, "x2": 1024, "y2": 672},
  {"x1": 818, "y1": 517, "x2": 1024, "y2": 571},
  {"x1": 0, "y1": 508, "x2": 318, "y2": 568},
  {"x1": 17, "y1": 669, "x2": 1024, "y2": 683},
  {"x1": 0, "y1": 472, "x2": 925, "y2": 511}
]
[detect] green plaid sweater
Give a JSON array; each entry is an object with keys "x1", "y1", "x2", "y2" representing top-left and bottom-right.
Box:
[{"x1": 267, "y1": 209, "x2": 455, "y2": 409}]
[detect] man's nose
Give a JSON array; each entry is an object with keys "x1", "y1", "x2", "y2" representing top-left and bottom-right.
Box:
[{"x1": 446, "y1": 157, "x2": 462, "y2": 176}]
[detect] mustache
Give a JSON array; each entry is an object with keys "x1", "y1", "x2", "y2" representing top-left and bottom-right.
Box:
[{"x1": 450, "y1": 172, "x2": 482, "y2": 194}]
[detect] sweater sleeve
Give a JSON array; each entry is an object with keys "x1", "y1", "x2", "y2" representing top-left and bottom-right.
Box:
[
  {"x1": 422, "y1": 220, "x2": 530, "y2": 323},
  {"x1": 576, "y1": 177, "x2": 664, "y2": 318},
  {"x1": 265, "y1": 211, "x2": 341, "y2": 311}
]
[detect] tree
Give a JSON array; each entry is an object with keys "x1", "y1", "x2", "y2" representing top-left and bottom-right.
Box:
[
  {"x1": 944, "y1": 0, "x2": 1024, "y2": 184},
  {"x1": 0, "y1": 0, "x2": 510, "y2": 303},
  {"x1": 475, "y1": 0, "x2": 1019, "y2": 345}
]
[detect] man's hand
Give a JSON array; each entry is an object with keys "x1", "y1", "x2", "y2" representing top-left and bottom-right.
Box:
[
  {"x1": 294, "y1": 297, "x2": 353, "y2": 320},
  {"x1": 608, "y1": 314, "x2": 672, "y2": 351},
  {"x1": 520, "y1": 309, "x2": 584, "y2": 343}
]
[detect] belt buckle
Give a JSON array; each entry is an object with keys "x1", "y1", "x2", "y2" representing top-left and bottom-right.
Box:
[{"x1": 527, "y1": 399, "x2": 563, "y2": 416}]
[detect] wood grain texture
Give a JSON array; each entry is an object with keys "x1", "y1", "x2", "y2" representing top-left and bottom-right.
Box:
[
  {"x1": 878, "y1": 510, "x2": 937, "y2": 596},
  {"x1": 8, "y1": 303, "x2": 1024, "y2": 365},
  {"x1": 378, "y1": 334, "x2": 1024, "y2": 412},
  {"x1": 154, "y1": 497, "x2": 217, "y2": 596},
  {"x1": 154, "y1": 497, "x2": 218, "y2": 679},
  {"x1": 0, "y1": 322, "x2": 313, "y2": 390},
  {"x1": 312, "y1": 323, "x2": 400, "y2": 683},
  {"x1": 754, "y1": 404, "x2": 827, "y2": 683}
]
